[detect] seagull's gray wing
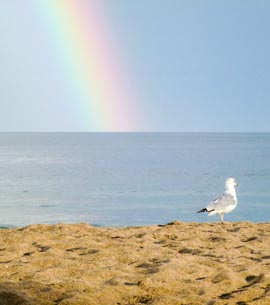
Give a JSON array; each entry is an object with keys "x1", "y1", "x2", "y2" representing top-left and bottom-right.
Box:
[{"x1": 207, "y1": 193, "x2": 236, "y2": 212}]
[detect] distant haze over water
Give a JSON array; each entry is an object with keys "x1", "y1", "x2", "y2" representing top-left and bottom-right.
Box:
[{"x1": 0, "y1": 132, "x2": 269, "y2": 227}]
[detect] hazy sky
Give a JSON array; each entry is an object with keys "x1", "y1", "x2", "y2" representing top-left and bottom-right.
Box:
[{"x1": 1, "y1": 0, "x2": 270, "y2": 132}]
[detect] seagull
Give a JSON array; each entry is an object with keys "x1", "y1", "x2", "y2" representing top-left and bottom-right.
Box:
[{"x1": 197, "y1": 178, "x2": 238, "y2": 223}]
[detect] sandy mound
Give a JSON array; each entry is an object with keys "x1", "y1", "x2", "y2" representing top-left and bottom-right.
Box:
[{"x1": 0, "y1": 221, "x2": 270, "y2": 304}]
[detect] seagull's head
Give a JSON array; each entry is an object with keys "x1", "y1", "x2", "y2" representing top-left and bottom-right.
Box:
[{"x1": 225, "y1": 177, "x2": 238, "y2": 189}]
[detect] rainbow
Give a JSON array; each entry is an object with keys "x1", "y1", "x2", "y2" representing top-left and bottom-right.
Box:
[{"x1": 35, "y1": 0, "x2": 142, "y2": 131}]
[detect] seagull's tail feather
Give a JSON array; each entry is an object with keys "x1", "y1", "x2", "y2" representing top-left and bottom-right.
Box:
[{"x1": 197, "y1": 208, "x2": 208, "y2": 213}]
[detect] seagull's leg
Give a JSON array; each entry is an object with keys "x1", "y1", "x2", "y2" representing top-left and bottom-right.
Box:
[{"x1": 220, "y1": 213, "x2": 224, "y2": 224}]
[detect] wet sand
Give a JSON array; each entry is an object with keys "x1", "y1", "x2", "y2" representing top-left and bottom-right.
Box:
[{"x1": 0, "y1": 221, "x2": 270, "y2": 305}]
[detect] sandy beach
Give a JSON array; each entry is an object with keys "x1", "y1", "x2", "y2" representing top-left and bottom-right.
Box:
[{"x1": 0, "y1": 221, "x2": 270, "y2": 305}]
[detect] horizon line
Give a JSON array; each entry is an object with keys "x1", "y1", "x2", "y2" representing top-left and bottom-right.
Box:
[{"x1": 0, "y1": 131, "x2": 270, "y2": 134}]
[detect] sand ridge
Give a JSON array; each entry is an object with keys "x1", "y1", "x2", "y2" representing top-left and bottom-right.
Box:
[{"x1": 0, "y1": 221, "x2": 270, "y2": 305}]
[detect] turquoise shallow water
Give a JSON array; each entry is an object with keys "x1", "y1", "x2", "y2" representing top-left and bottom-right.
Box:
[{"x1": 0, "y1": 132, "x2": 269, "y2": 227}]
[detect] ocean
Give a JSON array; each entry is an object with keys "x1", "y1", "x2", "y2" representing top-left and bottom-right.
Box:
[{"x1": 0, "y1": 132, "x2": 269, "y2": 227}]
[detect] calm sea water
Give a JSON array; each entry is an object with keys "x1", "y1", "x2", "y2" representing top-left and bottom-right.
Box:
[{"x1": 0, "y1": 133, "x2": 269, "y2": 227}]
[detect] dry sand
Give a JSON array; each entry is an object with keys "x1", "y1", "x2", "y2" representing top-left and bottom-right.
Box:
[{"x1": 0, "y1": 221, "x2": 270, "y2": 305}]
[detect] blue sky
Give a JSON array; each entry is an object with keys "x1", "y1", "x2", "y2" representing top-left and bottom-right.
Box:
[{"x1": 0, "y1": 0, "x2": 270, "y2": 132}]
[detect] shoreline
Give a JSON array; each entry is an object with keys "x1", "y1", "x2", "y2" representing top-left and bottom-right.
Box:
[
  {"x1": 1, "y1": 220, "x2": 270, "y2": 230},
  {"x1": 1, "y1": 221, "x2": 270, "y2": 304}
]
